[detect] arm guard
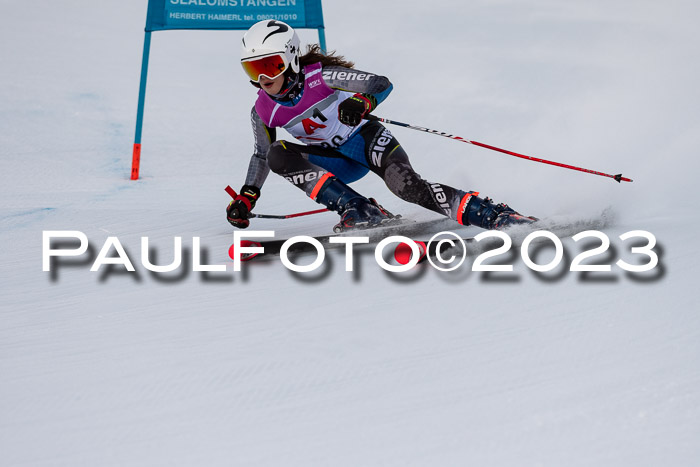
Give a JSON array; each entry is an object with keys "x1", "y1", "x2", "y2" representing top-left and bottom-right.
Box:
[{"x1": 244, "y1": 106, "x2": 276, "y2": 188}]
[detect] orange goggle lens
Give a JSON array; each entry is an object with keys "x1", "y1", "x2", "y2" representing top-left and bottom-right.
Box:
[{"x1": 241, "y1": 54, "x2": 288, "y2": 82}]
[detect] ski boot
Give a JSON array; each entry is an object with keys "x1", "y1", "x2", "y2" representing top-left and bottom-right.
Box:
[
  {"x1": 459, "y1": 192, "x2": 538, "y2": 230},
  {"x1": 335, "y1": 198, "x2": 400, "y2": 233},
  {"x1": 312, "y1": 174, "x2": 395, "y2": 233}
]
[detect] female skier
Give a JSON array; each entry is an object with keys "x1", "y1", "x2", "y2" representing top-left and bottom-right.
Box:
[{"x1": 227, "y1": 20, "x2": 536, "y2": 232}]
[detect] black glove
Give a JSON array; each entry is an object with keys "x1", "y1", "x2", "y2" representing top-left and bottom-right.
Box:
[
  {"x1": 226, "y1": 185, "x2": 260, "y2": 229},
  {"x1": 338, "y1": 93, "x2": 377, "y2": 126}
]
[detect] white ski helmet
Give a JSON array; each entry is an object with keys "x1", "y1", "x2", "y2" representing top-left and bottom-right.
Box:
[{"x1": 240, "y1": 20, "x2": 301, "y2": 82}]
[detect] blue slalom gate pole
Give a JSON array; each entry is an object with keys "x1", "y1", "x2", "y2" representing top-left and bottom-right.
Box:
[
  {"x1": 318, "y1": 27, "x2": 327, "y2": 54},
  {"x1": 131, "y1": 31, "x2": 152, "y2": 180}
]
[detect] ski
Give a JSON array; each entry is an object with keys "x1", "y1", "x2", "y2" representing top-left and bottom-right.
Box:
[
  {"x1": 229, "y1": 209, "x2": 616, "y2": 265},
  {"x1": 229, "y1": 217, "x2": 461, "y2": 262},
  {"x1": 393, "y1": 209, "x2": 617, "y2": 266}
]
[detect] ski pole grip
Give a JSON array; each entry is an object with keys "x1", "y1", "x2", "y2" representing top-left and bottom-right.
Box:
[
  {"x1": 365, "y1": 114, "x2": 380, "y2": 122},
  {"x1": 225, "y1": 185, "x2": 239, "y2": 218},
  {"x1": 225, "y1": 185, "x2": 259, "y2": 219}
]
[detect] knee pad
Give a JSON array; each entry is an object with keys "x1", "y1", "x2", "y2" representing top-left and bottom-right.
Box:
[{"x1": 266, "y1": 141, "x2": 294, "y2": 174}]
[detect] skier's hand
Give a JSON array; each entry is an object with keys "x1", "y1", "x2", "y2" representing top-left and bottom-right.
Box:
[
  {"x1": 226, "y1": 185, "x2": 260, "y2": 229},
  {"x1": 338, "y1": 93, "x2": 376, "y2": 126}
]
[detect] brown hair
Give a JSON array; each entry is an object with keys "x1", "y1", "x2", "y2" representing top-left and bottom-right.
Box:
[{"x1": 299, "y1": 44, "x2": 355, "y2": 69}]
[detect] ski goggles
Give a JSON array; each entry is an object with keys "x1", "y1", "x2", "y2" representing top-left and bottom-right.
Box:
[{"x1": 241, "y1": 53, "x2": 289, "y2": 83}]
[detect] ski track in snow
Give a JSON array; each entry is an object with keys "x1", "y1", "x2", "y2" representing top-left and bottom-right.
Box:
[{"x1": 1, "y1": 1, "x2": 700, "y2": 466}]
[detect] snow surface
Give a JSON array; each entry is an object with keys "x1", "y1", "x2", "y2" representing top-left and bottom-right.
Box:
[{"x1": 2, "y1": 1, "x2": 700, "y2": 465}]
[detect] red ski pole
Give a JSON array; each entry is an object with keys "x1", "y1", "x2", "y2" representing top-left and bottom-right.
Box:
[
  {"x1": 225, "y1": 186, "x2": 329, "y2": 219},
  {"x1": 366, "y1": 115, "x2": 632, "y2": 183}
]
